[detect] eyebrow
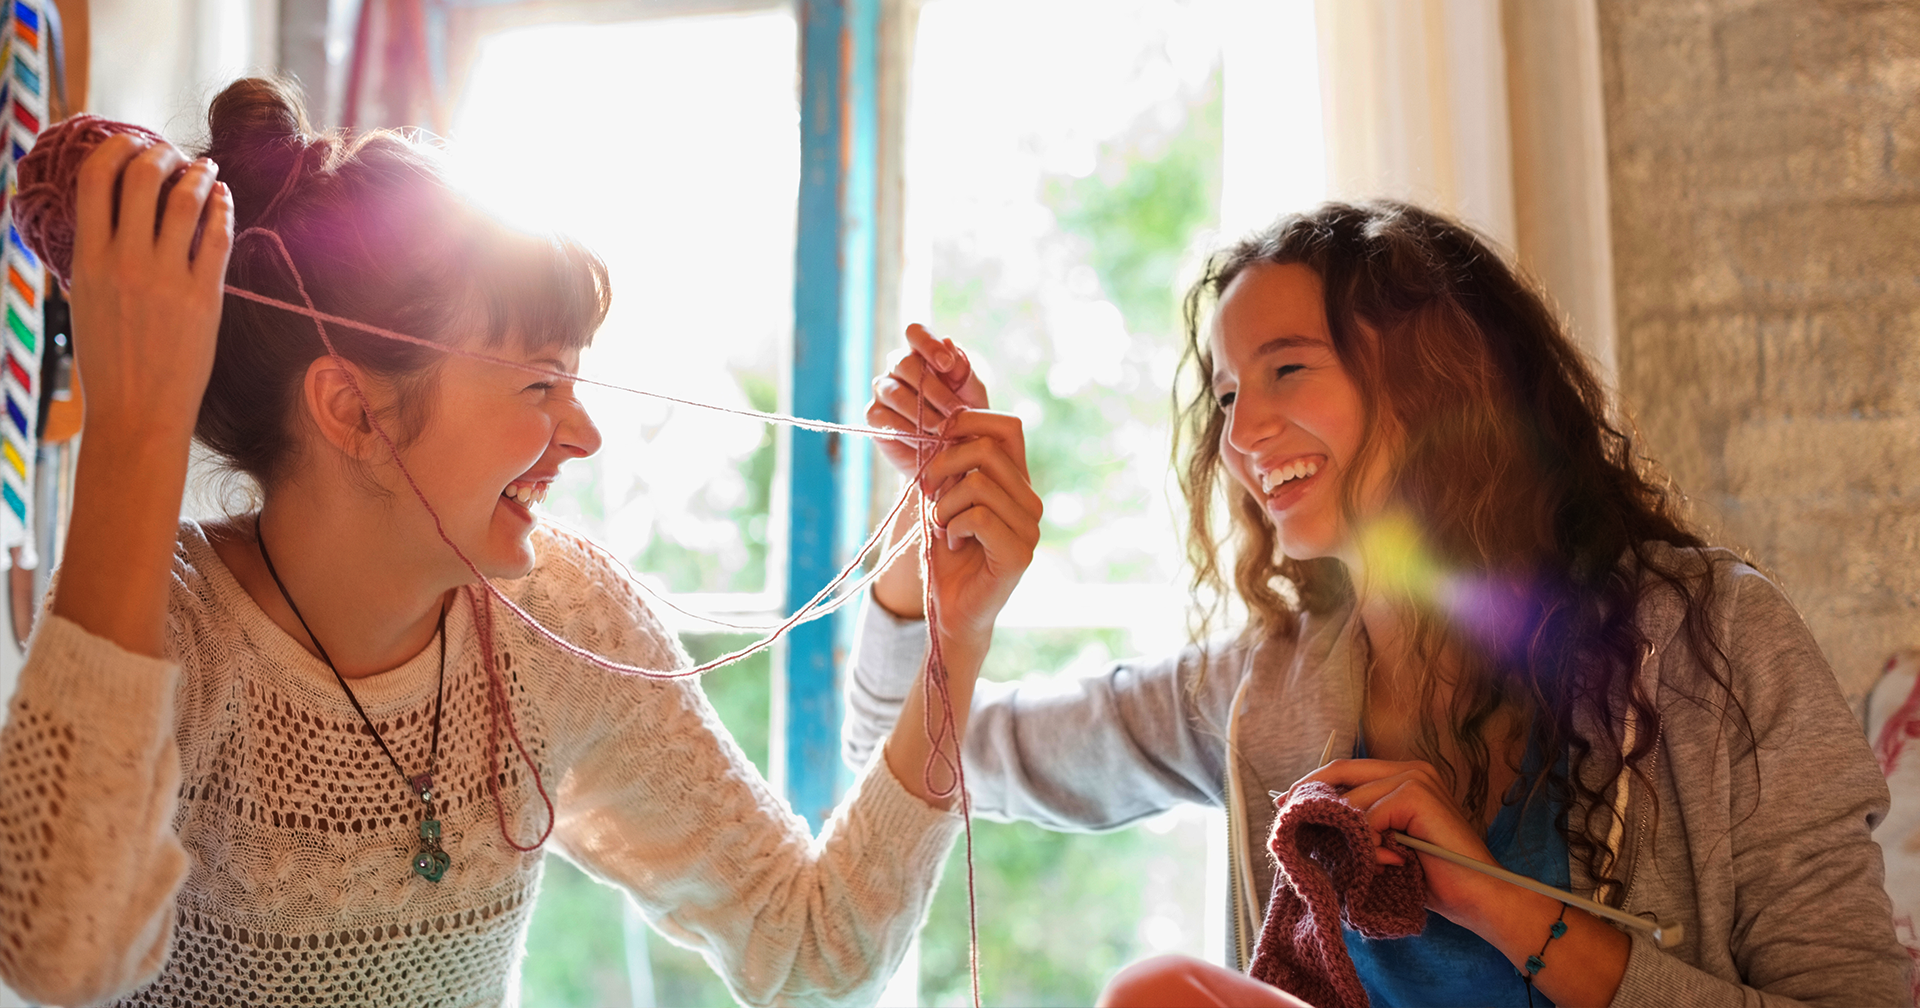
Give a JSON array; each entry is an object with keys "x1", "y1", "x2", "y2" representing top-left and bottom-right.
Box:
[
  {"x1": 1212, "y1": 334, "x2": 1327, "y2": 385},
  {"x1": 1253, "y1": 334, "x2": 1325, "y2": 356}
]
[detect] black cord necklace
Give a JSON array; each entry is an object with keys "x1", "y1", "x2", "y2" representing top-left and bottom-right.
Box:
[{"x1": 256, "y1": 523, "x2": 453, "y2": 882}]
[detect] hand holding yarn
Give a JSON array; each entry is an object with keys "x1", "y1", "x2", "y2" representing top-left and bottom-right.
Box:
[
  {"x1": 869, "y1": 323, "x2": 986, "y2": 479},
  {"x1": 911, "y1": 408, "x2": 1041, "y2": 655},
  {"x1": 13, "y1": 113, "x2": 197, "y2": 287},
  {"x1": 33, "y1": 120, "x2": 234, "y2": 438}
]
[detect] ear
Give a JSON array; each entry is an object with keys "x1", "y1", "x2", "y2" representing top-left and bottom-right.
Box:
[{"x1": 302, "y1": 355, "x2": 387, "y2": 461}]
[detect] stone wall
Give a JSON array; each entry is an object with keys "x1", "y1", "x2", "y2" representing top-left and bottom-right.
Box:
[{"x1": 1597, "y1": 0, "x2": 1920, "y2": 699}]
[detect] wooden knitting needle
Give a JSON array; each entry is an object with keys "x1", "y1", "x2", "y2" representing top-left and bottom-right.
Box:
[
  {"x1": 1387, "y1": 831, "x2": 1684, "y2": 948},
  {"x1": 1311, "y1": 730, "x2": 1684, "y2": 948}
]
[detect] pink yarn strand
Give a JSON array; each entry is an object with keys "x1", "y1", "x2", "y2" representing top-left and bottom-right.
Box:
[
  {"x1": 912, "y1": 389, "x2": 980, "y2": 1008},
  {"x1": 218, "y1": 281, "x2": 941, "y2": 445},
  {"x1": 471, "y1": 587, "x2": 557, "y2": 851}
]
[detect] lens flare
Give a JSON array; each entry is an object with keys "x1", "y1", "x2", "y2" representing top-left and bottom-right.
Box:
[{"x1": 1355, "y1": 511, "x2": 1539, "y2": 658}]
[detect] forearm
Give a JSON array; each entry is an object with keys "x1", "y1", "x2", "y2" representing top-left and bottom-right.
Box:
[
  {"x1": 870, "y1": 486, "x2": 926, "y2": 620},
  {"x1": 0, "y1": 616, "x2": 188, "y2": 1004},
  {"x1": 868, "y1": 485, "x2": 979, "y2": 806},
  {"x1": 882, "y1": 630, "x2": 981, "y2": 810},
  {"x1": 1455, "y1": 884, "x2": 1628, "y2": 1007},
  {"x1": 52, "y1": 424, "x2": 194, "y2": 657}
]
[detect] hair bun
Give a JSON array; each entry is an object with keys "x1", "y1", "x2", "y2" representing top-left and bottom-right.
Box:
[
  {"x1": 201, "y1": 77, "x2": 318, "y2": 231},
  {"x1": 13, "y1": 113, "x2": 168, "y2": 286},
  {"x1": 205, "y1": 77, "x2": 311, "y2": 156}
]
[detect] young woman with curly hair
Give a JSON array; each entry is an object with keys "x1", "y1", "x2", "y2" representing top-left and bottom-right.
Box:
[{"x1": 849, "y1": 201, "x2": 1905, "y2": 1006}]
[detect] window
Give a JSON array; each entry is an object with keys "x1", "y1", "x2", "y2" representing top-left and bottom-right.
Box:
[
  {"x1": 447, "y1": 1, "x2": 1326, "y2": 1003},
  {"x1": 451, "y1": 12, "x2": 797, "y2": 1007},
  {"x1": 900, "y1": 1, "x2": 1230, "y2": 1001}
]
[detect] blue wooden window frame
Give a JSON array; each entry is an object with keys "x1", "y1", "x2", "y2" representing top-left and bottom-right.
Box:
[{"x1": 784, "y1": 0, "x2": 880, "y2": 830}]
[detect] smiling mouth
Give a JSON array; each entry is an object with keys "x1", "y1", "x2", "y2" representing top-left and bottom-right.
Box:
[
  {"x1": 1259, "y1": 457, "x2": 1322, "y2": 495},
  {"x1": 502, "y1": 481, "x2": 550, "y2": 506}
]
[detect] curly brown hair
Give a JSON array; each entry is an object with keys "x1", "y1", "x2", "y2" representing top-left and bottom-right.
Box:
[{"x1": 1175, "y1": 200, "x2": 1741, "y2": 903}]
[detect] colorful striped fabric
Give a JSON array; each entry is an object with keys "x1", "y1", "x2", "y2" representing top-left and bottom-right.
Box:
[{"x1": 0, "y1": 0, "x2": 45, "y2": 549}]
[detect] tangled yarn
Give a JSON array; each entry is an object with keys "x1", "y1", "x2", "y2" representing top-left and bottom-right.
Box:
[{"x1": 13, "y1": 113, "x2": 171, "y2": 285}]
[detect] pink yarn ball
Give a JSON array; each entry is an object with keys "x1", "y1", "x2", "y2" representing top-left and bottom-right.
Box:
[{"x1": 13, "y1": 114, "x2": 172, "y2": 286}]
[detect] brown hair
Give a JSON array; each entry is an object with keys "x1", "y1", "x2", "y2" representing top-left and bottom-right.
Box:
[
  {"x1": 1176, "y1": 200, "x2": 1742, "y2": 902},
  {"x1": 192, "y1": 77, "x2": 610, "y2": 489}
]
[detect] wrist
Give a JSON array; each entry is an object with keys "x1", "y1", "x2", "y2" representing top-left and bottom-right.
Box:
[
  {"x1": 80, "y1": 413, "x2": 198, "y2": 457},
  {"x1": 1452, "y1": 883, "x2": 1564, "y2": 966},
  {"x1": 871, "y1": 578, "x2": 926, "y2": 621}
]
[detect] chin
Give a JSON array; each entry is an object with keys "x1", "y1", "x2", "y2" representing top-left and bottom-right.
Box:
[
  {"x1": 458, "y1": 519, "x2": 539, "y2": 581},
  {"x1": 1272, "y1": 525, "x2": 1340, "y2": 565},
  {"x1": 479, "y1": 535, "x2": 539, "y2": 580}
]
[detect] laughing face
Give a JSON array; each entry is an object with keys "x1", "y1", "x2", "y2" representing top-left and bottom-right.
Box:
[
  {"x1": 1208, "y1": 262, "x2": 1395, "y2": 564},
  {"x1": 393, "y1": 338, "x2": 602, "y2": 579}
]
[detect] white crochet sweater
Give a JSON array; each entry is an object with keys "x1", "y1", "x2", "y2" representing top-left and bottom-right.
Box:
[{"x1": 0, "y1": 521, "x2": 960, "y2": 1007}]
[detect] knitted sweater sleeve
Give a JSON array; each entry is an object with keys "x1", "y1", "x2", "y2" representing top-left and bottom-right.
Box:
[
  {"x1": 0, "y1": 614, "x2": 190, "y2": 1006},
  {"x1": 519, "y1": 532, "x2": 963, "y2": 1008}
]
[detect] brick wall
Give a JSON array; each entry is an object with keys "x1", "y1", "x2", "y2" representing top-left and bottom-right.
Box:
[{"x1": 1597, "y1": 0, "x2": 1920, "y2": 699}]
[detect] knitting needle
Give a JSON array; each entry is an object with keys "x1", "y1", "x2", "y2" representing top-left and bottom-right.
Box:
[
  {"x1": 1307, "y1": 730, "x2": 1682, "y2": 948},
  {"x1": 1388, "y1": 830, "x2": 1685, "y2": 949}
]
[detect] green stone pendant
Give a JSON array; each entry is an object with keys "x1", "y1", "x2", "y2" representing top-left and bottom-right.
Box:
[
  {"x1": 413, "y1": 819, "x2": 450, "y2": 882},
  {"x1": 413, "y1": 849, "x2": 451, "y2": 882}
]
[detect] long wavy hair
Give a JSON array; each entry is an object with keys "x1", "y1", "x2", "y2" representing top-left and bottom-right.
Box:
[{"x1": 1176, "y1": 200, "x2": 1743, "y2": 901}]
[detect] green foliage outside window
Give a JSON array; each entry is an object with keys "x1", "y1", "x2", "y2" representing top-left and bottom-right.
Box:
[
  {"x1": 911, "y1": 64, "x2": 1226, "y2": 1006},
  {"x1": 522, "y1": 12, "x2": 1227, "y2": 1006}
]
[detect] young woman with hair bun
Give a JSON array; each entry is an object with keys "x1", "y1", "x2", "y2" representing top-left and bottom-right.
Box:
[
  {"x1": 850, "y1": 201, "x2": 1907, "y2": 1006},
  {"x1": 0, "y1": 77, "x2": 1041, "y2": 1007}
]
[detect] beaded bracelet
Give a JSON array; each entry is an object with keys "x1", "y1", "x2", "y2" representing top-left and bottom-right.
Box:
[{"x1": 1520, "y1": 903, "x2": 1571, "y2": 1006}]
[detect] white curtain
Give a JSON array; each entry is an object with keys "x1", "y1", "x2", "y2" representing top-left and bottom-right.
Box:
[{"x1": 1228, "y1": 0, "x2": 1617, "y2": 390}]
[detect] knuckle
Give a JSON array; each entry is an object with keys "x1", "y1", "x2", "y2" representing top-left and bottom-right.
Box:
[{"x1": 122, "y1": 159, "x2": 164, "y2": 187}]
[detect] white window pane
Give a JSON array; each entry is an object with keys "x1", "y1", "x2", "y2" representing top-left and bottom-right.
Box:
[{"x1": 450, "y1": 12, "x2": 798, "y2": 597}]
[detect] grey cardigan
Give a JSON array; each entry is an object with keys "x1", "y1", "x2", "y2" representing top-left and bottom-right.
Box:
[{"x1": 842, "y1": 544, "x2": 1911, "y2": 1007}]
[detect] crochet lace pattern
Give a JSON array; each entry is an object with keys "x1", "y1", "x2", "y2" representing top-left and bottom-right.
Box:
[{"x1": 0, "y1": 521, "x2": 959, "y2": 1007}]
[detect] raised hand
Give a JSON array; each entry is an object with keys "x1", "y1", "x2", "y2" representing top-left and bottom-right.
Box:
[
  {"x1": 52, "y1": 133, "x2": 233, "y2": 657},
  {"x1": 867, "y1": 324, "x2": 1014, "y2": 621},
  {"x1": 68, "y1": 133, "x2": 231, "y2": 437},
  {"x1": 911, "y1": 408, "x2": 1041, "y2": 657},
  {"x1": 867, "y1": 323, "x2": 988, "y2": 478}
]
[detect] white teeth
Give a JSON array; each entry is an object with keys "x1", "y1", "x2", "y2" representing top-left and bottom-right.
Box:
[
  {"x1": 1259, "y1": 459, "x2": 1321, "y2": 494},
  {"x1": 504, "y1": 483, "x2": 548, "y2": 506}
]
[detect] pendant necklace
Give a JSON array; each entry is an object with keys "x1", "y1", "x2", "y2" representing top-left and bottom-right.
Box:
[{"x1": 257, "y1": 525, "x2": 453, "y2": 882}]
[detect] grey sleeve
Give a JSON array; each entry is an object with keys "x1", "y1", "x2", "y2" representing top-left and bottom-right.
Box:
[
  {"x1": 1612, "y1": 568, "x2": 1911, "y2": 1008},
  {"x1": 842, "y1": 593, "x2": 1250, "y2": 831},
  {"x1": 841, "y1": 595, "x2": 928, "y2": 773}
]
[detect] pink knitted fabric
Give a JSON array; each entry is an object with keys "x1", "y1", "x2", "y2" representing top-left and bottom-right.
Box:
[{"x1": 1248, "y1": 781, "x2": 1428, "y2": 1008}]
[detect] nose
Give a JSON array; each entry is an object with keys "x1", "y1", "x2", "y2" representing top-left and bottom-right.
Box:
[
  {"x1": 1222, "y1": 389, "x2": 1279, "y2": 456},
  {"x1": 558, "y1": 399, "x2": 602, "y2": 459}
]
